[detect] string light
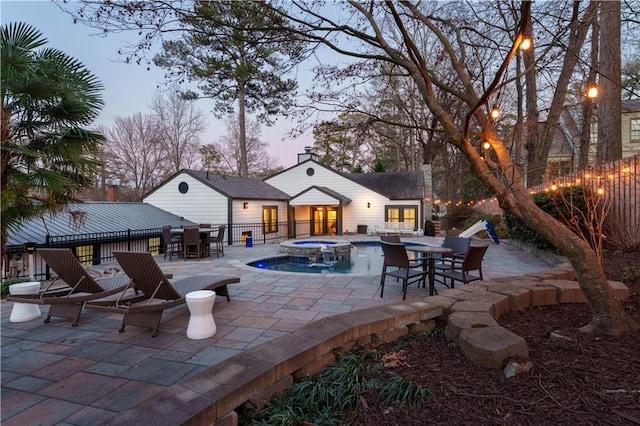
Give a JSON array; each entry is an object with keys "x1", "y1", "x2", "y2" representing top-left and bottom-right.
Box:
[
  {"x1": 490, "y1": 105, "x2": 500, "y2": 119},
  {"x1": 520, "y1": 38, "x2": 532, "y2": 51},
  {"x1": 587, "y1": 84, "x2": 599, "y2": 99},
  {"x1": 483, "y1": 141, "x2": 491, "y2": 150}
]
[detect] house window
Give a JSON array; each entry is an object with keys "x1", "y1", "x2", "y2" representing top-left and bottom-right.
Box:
[
  {"x1": 74, "y1": 245, "x2": 94, "y2": 266},
  {"x1": 263, "y1": 206, "x2": 278, "y2": 234},
  {"x1": 385, "y1": 206, "x2": 418, "y2": 229},
  {"x1": 631, "y1": 118, "x2": 640, "y2": 142}
]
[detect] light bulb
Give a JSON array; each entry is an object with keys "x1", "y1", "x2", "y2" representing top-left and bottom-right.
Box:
[
  {"x1": 490, "y1": 106, "x2": 500, "y2": 119},
  {"x1": 520, "y1": 38, "x2": 532, "y2": 50},
  {"x1": 587, "y1": 84, "x2": 599, "y2": 99}
]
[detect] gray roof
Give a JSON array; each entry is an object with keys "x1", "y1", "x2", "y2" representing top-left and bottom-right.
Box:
[
  {"x1": 6, "y1": 202, "x2": 195, "y2": 246},
  {"x1": 348, "y1": 171, "x2": 424, "y2": 199},
  {"x1": 622, "y1": 98, "x2": 640, "y2": 112},
  {"x1": 146, "y1": 170, "x2": 290, "y2": 201},
  {"x1": 291, "y1": 186, "x2": 352, "y2": 203}
]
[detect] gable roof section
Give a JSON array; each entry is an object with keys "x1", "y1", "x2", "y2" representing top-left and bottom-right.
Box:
[
  {"x1": 145, "y1": 170, "x2": 290, "y2": 201},
  {"x1": 6, "y1": 202, "x2": 195, "y2": 246},
  {"x1": 290, "y1": 186, "x2": 352, "y2": 206},
  {"x1": 265, "y1": 159, "x2": 424, "y2": 200}
]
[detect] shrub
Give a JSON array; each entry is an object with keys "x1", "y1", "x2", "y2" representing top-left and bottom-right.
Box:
[{"x1": 503, "y1": 187, "x2": 593, "y2": 249}]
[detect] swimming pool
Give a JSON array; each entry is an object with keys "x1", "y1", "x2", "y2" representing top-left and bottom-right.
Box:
[{"x1": 248, "y1": 242, "x2": 424, "y2": 274}]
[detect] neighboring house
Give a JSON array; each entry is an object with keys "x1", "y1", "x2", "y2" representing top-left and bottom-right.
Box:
[
  {"x1": 547, "y1": 98, "x2": 640, "y2": 176},
  {"x1": 144, "y1": 148, "x2": 433, "y2": 239}
]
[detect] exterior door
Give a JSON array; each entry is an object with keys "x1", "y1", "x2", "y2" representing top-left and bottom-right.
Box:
[{"x1": 311, "y1": 207, "x2": 338, "y2": 236}]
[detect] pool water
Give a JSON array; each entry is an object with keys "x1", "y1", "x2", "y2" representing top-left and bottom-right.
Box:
[{"x1": 248, "y1": 242, "x2": 424, "y2": 274}]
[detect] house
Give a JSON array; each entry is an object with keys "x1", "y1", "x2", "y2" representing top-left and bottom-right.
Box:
[
  {"x1": 142, "y1": 171, "x2": 291, "y2": 244},
  {"x1": 144, "y1": 148, "x2": 433, "y2": 239},
  {"x1": 547, "y1": 98, "x2": 640, "y2": 175}
]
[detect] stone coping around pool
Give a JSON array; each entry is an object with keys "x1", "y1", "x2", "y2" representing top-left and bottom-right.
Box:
[{"x1": 106, "y1": 265, "x2": 630, "y2": 426}]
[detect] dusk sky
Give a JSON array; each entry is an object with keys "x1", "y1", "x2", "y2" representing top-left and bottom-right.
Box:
[{"x1": 1, "y1": 0, "x2": 319, "y2": 167}]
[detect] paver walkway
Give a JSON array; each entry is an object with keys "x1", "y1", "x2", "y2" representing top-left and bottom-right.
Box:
[{"x1": 1, "y1": 236, "x2": 555, "y2": 425}]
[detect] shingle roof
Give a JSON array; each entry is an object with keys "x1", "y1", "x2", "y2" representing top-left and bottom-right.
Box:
[
  {"x1": 6, "y1": 202, "x2": 195, "y2": 246},
  {"x1": 348, "y1": 171, "x2": 424, "y2": 199},
  {"x1": 622, "y1": 99, "x2": 640, "y2": 112},
  {"x1": 154, "y1": 170, "x2": 290, "y2": 200}
]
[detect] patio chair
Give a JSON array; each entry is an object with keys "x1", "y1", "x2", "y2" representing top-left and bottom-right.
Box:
[
  {"x1": 209, "y1": 225, "x2": 226, "y2": 258},
  {"x1": 433, "y1": 235, "x2": 471, "y2": 272},
  {"x1": 380, "y1": 235, "x2": 424, "y2": 270},
  {"x1": 434, "y1": 244, "x2": 489, "y2": 288},
  {"x1": 379, "y1": 241, "x2": 428, "y2": 300},
  {"x1": 6, "y1": 248, "x2": 132, "y2": 326},
  {"x1": 162, "y1": 225, "x2": 182, "y2": 260},
  {"x1": 183, "y1": 226, "x2": 204, "y2": 260},
  {"x1": 86, "y1": 251, "x2": 240, "y2": 336}
]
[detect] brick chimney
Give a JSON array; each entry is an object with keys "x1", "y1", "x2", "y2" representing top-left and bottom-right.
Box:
[{"x1": 106, "y1": 185, "x2": 119, "y2": 202}]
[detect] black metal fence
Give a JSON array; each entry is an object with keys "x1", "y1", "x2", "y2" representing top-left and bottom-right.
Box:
[{"x1": 3, "y1": 220, "x2": 314, "y2": 281}]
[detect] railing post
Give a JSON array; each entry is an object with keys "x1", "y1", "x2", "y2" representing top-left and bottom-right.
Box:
[{"x1": 127, "y1": 229, "x2": 131, "y2": 251}]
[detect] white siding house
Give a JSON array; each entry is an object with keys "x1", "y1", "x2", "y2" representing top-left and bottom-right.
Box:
[
  {"x1": 142, "y1": 171, "x2": 290, "y2": 243},
  {"x1": 143, "y1": 150, "x2": 433, "y2": 240}
]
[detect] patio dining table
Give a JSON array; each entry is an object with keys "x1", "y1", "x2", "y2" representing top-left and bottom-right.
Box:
[
  {"x1": 406, "y1": 245, "x2": 453, "y2": 296},
  {"x1": 171, "y1": 228, "x2": 218, "y2": 258}
]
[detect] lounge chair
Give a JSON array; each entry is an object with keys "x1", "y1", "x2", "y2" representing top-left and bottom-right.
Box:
[
  {"x1": 6, "y1": 248, "x2": 132, "y2": 326},
  {"x1": 86, "y1": 251, "x2": 240, "y2": 337}
]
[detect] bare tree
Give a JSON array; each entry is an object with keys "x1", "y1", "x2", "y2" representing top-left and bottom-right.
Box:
[
  {"x1": 150, "y1": 91, "x2": 206, "y2": 174},
  {"x1": 596, "y1": 0, "x2": 623, "y2": 164},
  {"x1": 104, "y1": 113, "x2": 167, "y2": 200},
  {"x1": 216, "y1": 115, "x2": 281, "y2": 177},
  {"x1": 273, "y1": 1, "x2": 637, "y2": 335}
]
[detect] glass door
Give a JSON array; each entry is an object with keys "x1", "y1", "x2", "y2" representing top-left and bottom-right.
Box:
[{"x1": 312, "y1": 208, "x2": 324, "y2": 235}]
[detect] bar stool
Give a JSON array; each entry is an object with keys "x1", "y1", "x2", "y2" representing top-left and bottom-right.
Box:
[
  {"x1": 9, "y1": 281, "x2": 42, "y2": 322},
  {"x1": 185, "y1": 290, "x2": 217, "y2": 339}
]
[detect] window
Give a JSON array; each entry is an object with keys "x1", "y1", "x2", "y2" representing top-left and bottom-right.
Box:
[
  {"x1": 631, "y1": 118, "x2": 640, "y2": 142},
  {"x1": 74, "y1": 245, "x2": 94, "y2": 265},
  {"x1": 263, "y1": 206, "x2": 278, "y2": 234},
  {"x1": 385, "y1": 206, "x2": 418, "y2": 229}
]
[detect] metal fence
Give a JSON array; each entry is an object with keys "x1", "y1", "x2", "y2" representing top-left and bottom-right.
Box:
[
  {"x1": 3, "y1": 220, "x2": 315, "y2": 281},
  {"x1": 531, "y1": 154, "x2": 640, "y2": 249}
]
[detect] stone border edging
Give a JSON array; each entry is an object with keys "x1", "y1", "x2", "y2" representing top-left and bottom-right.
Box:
[{"x1": 105, "y1": 264, "x2": 629, "y2": 426}]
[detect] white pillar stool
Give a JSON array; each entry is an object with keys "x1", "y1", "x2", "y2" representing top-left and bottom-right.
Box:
[
  {"x1": 9, "y1": 281, "x2": 42, "y2": 322},
  {"x1": 185, "y1": 290, "x2": 217, "y2": 339}
]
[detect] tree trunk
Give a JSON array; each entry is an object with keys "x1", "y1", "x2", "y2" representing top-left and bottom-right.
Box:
[
  {"x1": 238, "y1": 83, "x2": 249, "y2": 178},
  {"x1": 596, "y1": 0, "x2": 622, "y2": 164}
]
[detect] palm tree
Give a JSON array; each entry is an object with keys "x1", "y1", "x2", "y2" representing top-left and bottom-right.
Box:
[{"x1": 1, "y1": 22, "x2": 105, "y2": 257}]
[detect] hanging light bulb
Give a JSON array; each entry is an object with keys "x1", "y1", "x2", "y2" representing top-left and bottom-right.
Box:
[
  {"x1": 490, "y1": 105, "x2": 500, "y2": 119},
  {"x1": 550, "y1": 181, "x2": 558, "y2": 191},
  {"x1": 587, "y1": 83, "x2": 599, "y2": 99},
  {"x1": 520, "y1": 37, "x2": 532, "y2": 51},
  {"x1": 483, "y1": 141, "x2": 491, "y2": 150}
]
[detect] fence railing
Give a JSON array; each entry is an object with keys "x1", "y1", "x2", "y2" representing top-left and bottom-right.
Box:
[
  {"x1": 532, "y1": 154, "x2": 640, "y2": 250},
  {"x1": 2, "y1": 220, "x2": 315, "y2": 281}
]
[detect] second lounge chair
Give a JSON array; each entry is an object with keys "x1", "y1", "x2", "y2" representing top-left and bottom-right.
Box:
[{"x1": 87, "y1": 251, "x2": 240, "y2": 337}]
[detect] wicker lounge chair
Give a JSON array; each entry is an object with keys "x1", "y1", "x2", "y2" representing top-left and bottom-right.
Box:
[
  {"x1": 6, "y1": 248, "x2": 132, "y2": 326},
  {"x1": 86, "y1": 251, "x2": 240, "y2": 337}
]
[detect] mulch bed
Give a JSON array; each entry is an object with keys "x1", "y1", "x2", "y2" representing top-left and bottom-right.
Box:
[{"x1": 354, "y1": 249, "x2": 640, "y2": 425}]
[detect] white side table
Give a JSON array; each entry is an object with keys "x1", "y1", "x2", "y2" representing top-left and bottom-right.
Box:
[
  {"x1": 185, "y1": 290, "x2": 217, "y2": 339},
  {"x1": 9, "y1": 281, "x2": 42, "y2": 322}
]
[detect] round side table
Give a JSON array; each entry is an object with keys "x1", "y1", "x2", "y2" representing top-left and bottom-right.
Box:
[
  {"x1": 9, "y1": 281, "x2": 42, "y2": 322},
  {"x1": 185, "y1": 290, "x2": 217, "y2": 339}
]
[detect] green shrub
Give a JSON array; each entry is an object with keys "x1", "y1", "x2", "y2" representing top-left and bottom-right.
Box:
[
  {"x1": 503, "y1": 187, "x2": 593, "y2": 249},
  {"x1": 442, "y1": 205, "x2": 475, "y2": 230},
  {"x1": 463, "y1": 212, "x2": 507, "y2": 239}
]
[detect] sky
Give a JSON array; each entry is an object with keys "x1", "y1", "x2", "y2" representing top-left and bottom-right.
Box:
[{"x1": 1, "y1": 0, "x2": 318, "y2": 167}]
